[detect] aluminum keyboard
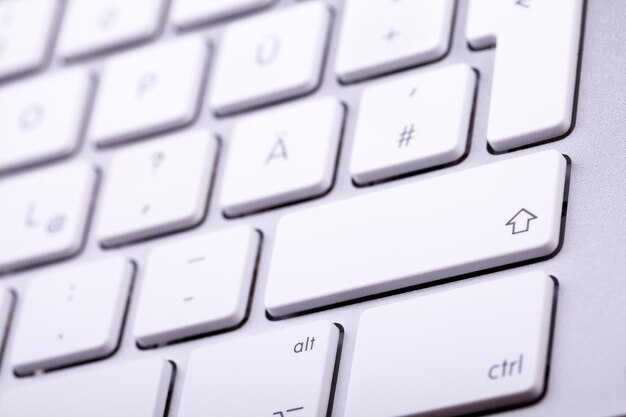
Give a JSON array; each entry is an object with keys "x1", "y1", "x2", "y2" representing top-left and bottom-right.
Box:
[{"x1": 3, "y1": 0, "x2": 623, "y2": 416}]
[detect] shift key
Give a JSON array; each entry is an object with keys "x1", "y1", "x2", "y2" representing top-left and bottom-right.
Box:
[{"x1": 265, "y1": 150, "x2": 568, "y2": 317}]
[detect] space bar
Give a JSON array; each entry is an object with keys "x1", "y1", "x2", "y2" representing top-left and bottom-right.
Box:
[{"x1": 265, "y1": 150, "x2": 568, "y2": 317}]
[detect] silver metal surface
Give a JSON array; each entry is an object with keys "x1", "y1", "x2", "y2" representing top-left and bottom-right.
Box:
[{"x1": 0, "y1": 0, "x2": 624, "y2": 416}]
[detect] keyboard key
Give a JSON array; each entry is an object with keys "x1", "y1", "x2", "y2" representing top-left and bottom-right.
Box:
[
  {"x1": 58, "y1": 0, "x2": 168, "y2": 60},
  {"x1": 265, "y1": 150, "x2": 567, "y2": 317},
  {"x1": 0, "y1": 358, "x2": 173, "y2": 417},
  {"x1": 0, "y1": 163, "x2": 97, "y2": 273},
  {"x1": 465, "y1": 0, "x2": 498, "y2": 50},
  {"x1": 484, "y1": 0, "x2": 584, "y2": 151},
  {"x1": 173, "y1": 0, "x2": 276, "y2": 30},
  {"x1": 336, "y1": 0, "x2": 454, "y2": 83},
  {"x1": 97, "y1": 130, "x2": 217, "y2": 247},
  {"x1": 178, "y1": 321, "x2": 340, "y2": 417},
  {"x1": 0, "y1": 70, "x2": 93, "y2": 173},
  {"x1": 0, "y1": 0, "x2": 59, "y2": 80},
  {"x1": 134, "y1": 226, "x2": 260, "y2": 347},
  {"x1": 220, "y1": 98, "x2": 344, "y2": 217},
  {"x1": 10, "y1": 257, "x2": 133, "y2": 375},
  {"x1": 89, "y1": 37, "x2": 208, "y2": 147},
  {"x1": 344, "y1": 271, "x2": 556, "y2": 417},
  {"x1": 210, "y1": 2, "x2": 331, "y2": 115},
  {"x1": 350, "y1": 64, "x2": 475, "y2": 185},
  {"x1": 0, "y1": 289, "x2": 13, "y2": 362}
]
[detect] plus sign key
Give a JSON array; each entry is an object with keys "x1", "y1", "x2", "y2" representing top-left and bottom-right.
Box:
[
  {"x1": 350, "y1": 64, "x2": 476, "y2": 185},
  {"x1": 336, "y1": 0, "x2": 455, "y2": 82}
]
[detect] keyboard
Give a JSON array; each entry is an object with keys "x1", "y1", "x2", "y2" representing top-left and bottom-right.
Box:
[{"x1": 0, "y1": 0, "x2": 623, "y2": 416}]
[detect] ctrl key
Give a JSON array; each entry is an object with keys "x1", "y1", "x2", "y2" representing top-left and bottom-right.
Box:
[
  {"x1": 178, "y1": 321, "x2": 341, "y2": 417},
  {"x1": 344, "y1": 271, "x2": 556, "y2": 417}
]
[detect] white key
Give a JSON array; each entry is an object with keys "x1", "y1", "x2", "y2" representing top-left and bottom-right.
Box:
[
  {"x1": 0, "y1": 289, "x2": 14, "y2": 359},
  {"x1": 0, "y1": 163, "x2": 96, "y2": 273},
  {"x1": 0, "y1": 70, "x2": 93, "y2": 173},
  {"x1": 173, "y1": 0, "x2": 276, "y2": 30},
  {"x1": 485, "y1": 0, "x2": 584, "y2": 152},
  {"x1": 344, "y1": 271, "x2": 556, "y2": 417},
  {"x1": 134, "y1": 226, "x2": 260, "y2": 347},
  {"x1": 0, "y1": 0, "x2": 59, "y2": 80},
  {"x1": 58, "y1": 0, "x2": 167, "y2": 60},
  {"x1": 350, "y1": 64, "x2": 475, "y2": 185},
  {"x1": 336, "y1": 0, "x2": 454, "y2": 83},
  {"x1": 10, "y1": 257, "x2": 133, "y2": 375},
  {"x1": 178, "y1": 321, "x2": 340, "y2": 417},
  {"x1": 0, "y1": 358, "x2": 173, "y2": 417},
  {"x1": 265, "y1": 150, "x2": 567, "y2": 317},
  {"x1": 210, "y1": 2, "x2": 330, "y2": 115},
  {"x1": 89, "y1": 37, "x2": 208, "y2": 147},
  {"x1": 466, "y1": 0, "x2": 498, "y2": 50},
  {"x1": 221, "y1": 98, "x2": 344, "y2": 217},
  {"x1": 97, "y1": 130, "x2": 217, "y2": 247}
]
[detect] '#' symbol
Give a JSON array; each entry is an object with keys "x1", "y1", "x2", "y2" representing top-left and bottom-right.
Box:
[
  {"x1": 397, "y1": 124, "x2": 415, "y2": 148},
  {"x1": 506, "y1": 208, "x2": 538, "y2": 234}
]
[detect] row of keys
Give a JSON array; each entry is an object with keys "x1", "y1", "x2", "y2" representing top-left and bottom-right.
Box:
[
  {"x1": 0, "y1": 144, "x2": 566, "y2": 294},
  {"x1": 0, "y1": 0, "x2": 272, "y2": 78},
  {"x1": 3, "y1": 226, "x2": 259, "y2": 375},
  {"x1": 1, "y1": 58, "x2": 476, "y2": 187},
  {"x1": 0, "y1": 150, "x2": 566, "y2": 371},
  {"x1": 0, "y1": 66, "x2": 474, "y2": 271},
  {"x1": 0, "y1": 36, "x2": 208, "y2": 173},
  {"x1": 0, "y1": 0, "x2": 166, "y2": 71},
  {"x1": 0, "y1": 271, "x2": 556, "y2": 417},
  {"x1": 1, "y1": 0, "x2": 584, "y2": 174},
  {"x1": 0, "y1": 0, "x2": 453, "y2": 82}
]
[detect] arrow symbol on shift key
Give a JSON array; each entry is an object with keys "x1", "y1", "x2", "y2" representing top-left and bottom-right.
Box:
[{"x1": 506, "y1": 208, "x2": 538, "y2": 234}]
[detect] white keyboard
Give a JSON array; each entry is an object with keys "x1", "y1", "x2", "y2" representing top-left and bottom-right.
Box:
[{"x1": 2, "y1": 0, "x2": 613, "y2": 416}]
